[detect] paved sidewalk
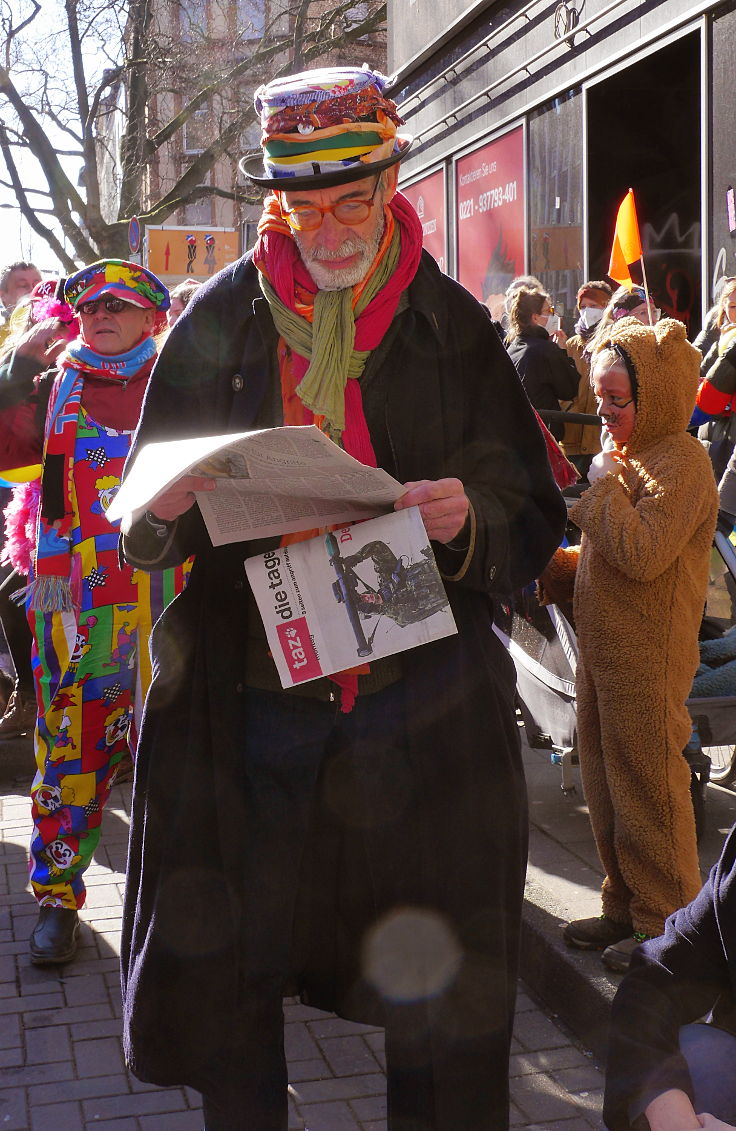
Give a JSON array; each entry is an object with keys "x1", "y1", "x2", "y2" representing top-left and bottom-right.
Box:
[{"x1": 1, "y1": 763, "x2": 604, "y2": 1130}]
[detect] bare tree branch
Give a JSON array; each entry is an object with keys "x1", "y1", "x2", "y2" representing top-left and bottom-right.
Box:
[
  {"x1": 0, "y1": 0, "x2": 387, "y2": 263},
  {"x1": 0, "y1": 62, "x2": 93, "y2": 260},
  {"x1": 0, "y1": 121, "x2": 79, "y2": 271},
  {"x1": 0, "y1": 178, "x2": 51, "y2": 197},
  {"x1": 64, "y1": 0, "x2": 103, "y2": 234},
  {"x1": 41, "y1": 72, "x2": 84, "y2": 146},
  {"x1": 2, "y1": 0, "x2": 40, "y2": 70},
  {"x1": 291, "y1": 0, "x2": 311, "y2": 70},
  {"x1": 86, "y1": 64, "x2": 124, "y2": 133},
  {"x1": 139, "y1": 183, "x2": 262, "y2": 226}
]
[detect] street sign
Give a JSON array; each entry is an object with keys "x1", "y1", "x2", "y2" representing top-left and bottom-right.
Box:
[{"x1": 128, "y1": 217, "x2": 141, "y2": 255}]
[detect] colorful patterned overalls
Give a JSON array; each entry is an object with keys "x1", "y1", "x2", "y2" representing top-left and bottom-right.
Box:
[{"x1": 28, "y1": 408, "x2": 189, "y2": 909}]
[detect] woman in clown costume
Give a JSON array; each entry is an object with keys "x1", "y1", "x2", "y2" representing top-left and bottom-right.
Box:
[{"x1": 0, "y1": 260, "x2": 190, "y2": 965}]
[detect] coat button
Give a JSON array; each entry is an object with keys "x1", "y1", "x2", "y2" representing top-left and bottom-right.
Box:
[
  {"x1": 234, "y1": 578, "x2": 244, "y2": 590},
  {"x1": 235, "y1": 682, "x2": 244, "y2": 694},
  {"x1": 489, "y1": 565, "x2": 496, "y2": 580},
  {"x1": 232, "y1": 373, "x2": 243, "y2": 392}
]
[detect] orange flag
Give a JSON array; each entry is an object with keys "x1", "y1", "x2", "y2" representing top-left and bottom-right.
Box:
[{"x1": 608, "y1": 189, "x2": 643, "y2": 291}]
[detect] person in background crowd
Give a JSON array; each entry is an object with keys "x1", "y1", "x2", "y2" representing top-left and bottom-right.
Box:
[
  {"x1": 588, "y1": 285, "x2": 660, "y2": 352},
  {"x1": 560, "y1": 280, "x2": 613, "y2": 478},
  {"x1": 0, "y1": 281, "x2": 78, "y2": 737},
  {"x1": 604, "y1": 821, "x2": 736, "y2": 1131},
  {"x1": 166, "y1": 278, "x2": 202, "y2": 328},
  {"x1": 119, "y1": 64, "x2": 565, "y2": 1131},
  {"x1": 539, "y1": 317, "x2": 717, "y2": 974},
  {"x1": 0, "y1": 262, "x2": 43, "y2": 348},
  {"x1": 0, "y1": 259, "x2": 190, "y2": 967},
  {"x1": 485, "y1": 274, "x2": 545, "y2": 338},
  {"x1": 694, "y1": 277, "x2": 736, "y2": 482},
  {"x1": 506, "y1": 274, "x2": 544, "y2": 305},
  {"x1": 694, "y1": 275, "x2": 731, "y2": 367},
  {"x1": 506, "y1": 286, "x2": 579, "y2": 441}
]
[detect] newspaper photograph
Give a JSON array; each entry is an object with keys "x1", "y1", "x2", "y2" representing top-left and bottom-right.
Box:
[
  {"x1": 244, "y1": 507, "x2": 458, "y2": 688},
  {"x1": 105, "y1": 425, "x2": 403, "y2": 543}
]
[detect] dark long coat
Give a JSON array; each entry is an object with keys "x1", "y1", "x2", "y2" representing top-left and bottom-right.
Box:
[
  {"x1": 120, "y1": 251, "x2": 565, "y2": 1098},
  {"x1": 506, "y1": 325, "x2": 580, "y2": 440}
]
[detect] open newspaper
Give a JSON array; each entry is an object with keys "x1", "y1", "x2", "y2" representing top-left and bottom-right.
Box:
[
  {"x1": 105, "y1": 425, "x2": 404, "y2": 545},
  {"x1": 244, "y1": 507, "x2": 458, "y2": 689}
]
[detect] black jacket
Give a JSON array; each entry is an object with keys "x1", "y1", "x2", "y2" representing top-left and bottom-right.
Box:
[
  {"x1": 604, "y1": 824, "x2": 736, "y2": 1129},
  {"x1": 506, "y1": 325, "x2": 580, "y2": 440},
  {"x1": 120, "y1": 250, "x2": 566, "y2": 1090}
]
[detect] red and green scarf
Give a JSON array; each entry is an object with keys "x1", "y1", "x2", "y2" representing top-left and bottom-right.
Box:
[{"x1": 253, "y1": 190, "x2": 424, "y2": 707}]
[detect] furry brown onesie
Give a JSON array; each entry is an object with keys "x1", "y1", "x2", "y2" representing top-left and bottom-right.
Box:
[{"x1": 541, "y1": 317, "x2": 718, "y2": 937}]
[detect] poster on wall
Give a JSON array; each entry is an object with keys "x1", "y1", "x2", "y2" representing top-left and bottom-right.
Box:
[
  {"x1": 455, "y1": 127, "x2": 525, "y2": 304},
  {"x1": 401, "y1": 169, "x2": 447, "y2": 272},
  {"x1": 146, "y1": 226, "x2": 240, "y2": 281}
]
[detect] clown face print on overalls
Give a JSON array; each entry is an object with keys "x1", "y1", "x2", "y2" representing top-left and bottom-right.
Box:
[
  {"x1": 69, "y1": 616, "x2": 98, "y2": 675},
  {"x1": 41, "y1": 837, "x2": 81, "y2": 877}
]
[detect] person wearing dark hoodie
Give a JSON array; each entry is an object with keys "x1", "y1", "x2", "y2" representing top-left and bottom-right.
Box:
[
  {"x1": 538, "y1": 317, "x2": 718, "y2": 973},
  {"x1": 505, "y1": 286, "x2": 579, "y2": 441}
]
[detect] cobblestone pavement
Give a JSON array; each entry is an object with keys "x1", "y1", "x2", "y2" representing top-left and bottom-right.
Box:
[{"x1": 1, "y1": 778, "x2": 604, "y2": 1130}]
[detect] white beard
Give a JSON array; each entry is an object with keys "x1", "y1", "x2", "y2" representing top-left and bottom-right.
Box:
[{"x1": 294, "y1": 215, "x2": 385, "y2": 292}]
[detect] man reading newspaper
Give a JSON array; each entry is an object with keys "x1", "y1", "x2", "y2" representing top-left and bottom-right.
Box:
[{"x1": 119, "y1": 65, "x2": 565, "y2": 1131}]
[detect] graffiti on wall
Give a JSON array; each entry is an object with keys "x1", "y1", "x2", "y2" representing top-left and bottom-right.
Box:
[{"x1": 641, "y1": 213, "x2": 700, "y2": 335}]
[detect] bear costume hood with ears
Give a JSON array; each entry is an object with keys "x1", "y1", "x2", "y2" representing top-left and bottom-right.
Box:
[{"x1": 592, "y1": 316, "x2": 700, "y2": 455}]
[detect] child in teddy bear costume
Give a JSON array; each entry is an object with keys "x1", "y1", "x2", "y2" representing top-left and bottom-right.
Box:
[{"x1": 540, "y1": 315, "x2": 718, "y2": 972}]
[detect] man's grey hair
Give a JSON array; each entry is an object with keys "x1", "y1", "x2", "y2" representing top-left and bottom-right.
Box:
[{"x1": 0, "y1": 261, "x2": 39, "y2": 293}]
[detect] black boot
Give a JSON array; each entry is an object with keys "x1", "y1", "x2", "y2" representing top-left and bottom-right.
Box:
[{"x1": 29, "y1": 907, "x2": 80, "y2": 965}]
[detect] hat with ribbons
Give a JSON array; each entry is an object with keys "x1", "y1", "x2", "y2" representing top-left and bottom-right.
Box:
[{"x1": 240, "y1": 64, "x2": 412, "y2": 191}]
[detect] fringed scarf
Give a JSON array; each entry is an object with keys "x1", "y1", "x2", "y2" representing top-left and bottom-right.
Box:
[
  {"x1": 253, "y1": 190, "x2": 424, "y2": 708},
  {"x1": 28, "y1": 336, "x2": 156, "y2": 613}
]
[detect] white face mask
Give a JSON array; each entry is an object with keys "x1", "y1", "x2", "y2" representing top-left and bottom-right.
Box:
[
  {"x1": 580, "y1": 306, "x2": 604, "y2": 330},
  {"x1": 546, "y1": 313, "x2": 561, "y2": 333}
]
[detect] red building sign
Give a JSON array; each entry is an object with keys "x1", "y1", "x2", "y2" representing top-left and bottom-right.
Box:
[
  {"x1": 455, "y1": 127, "x2": 525, "y2": 303},
  {"x1": 401, "y1": 168, "x2": 447, "y2": 272}
]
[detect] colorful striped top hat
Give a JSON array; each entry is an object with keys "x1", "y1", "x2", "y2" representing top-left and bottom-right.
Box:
[
  {"x1": 239, "y1": 65, "x2": 413, "y2": 191},
  {"x1": 64, "y1": 259, "x2": 170, "y2": 311}
]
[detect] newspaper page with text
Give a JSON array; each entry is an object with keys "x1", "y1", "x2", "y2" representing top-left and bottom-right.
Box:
[
  {"x1": 244, "y1": 507, "x2": 458, "y2": 688},
  {"x1": 106, "y1": 425, "x2": 403, "y2": 543}
]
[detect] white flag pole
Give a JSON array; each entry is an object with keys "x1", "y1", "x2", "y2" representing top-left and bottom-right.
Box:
[
  {"x1": 630, "y1": 186, "x2": 652, "y2": 326},
  {"x1": 639, "y1": 254, "x2": 653, "y2": 326}
]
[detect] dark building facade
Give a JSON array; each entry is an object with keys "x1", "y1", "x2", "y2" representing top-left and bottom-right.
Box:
[{"x1": 389, "y1": 0, "x2": 736, "y2": 335}]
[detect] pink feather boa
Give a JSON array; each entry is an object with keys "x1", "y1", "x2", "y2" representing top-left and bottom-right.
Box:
[{"x1": 2, "y1": 480, "x2": 41, "y2": 577}]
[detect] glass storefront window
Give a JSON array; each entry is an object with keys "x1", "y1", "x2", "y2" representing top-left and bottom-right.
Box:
[{"x1": 527, "y1": 90, "x2": 583, "y2": 333}]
